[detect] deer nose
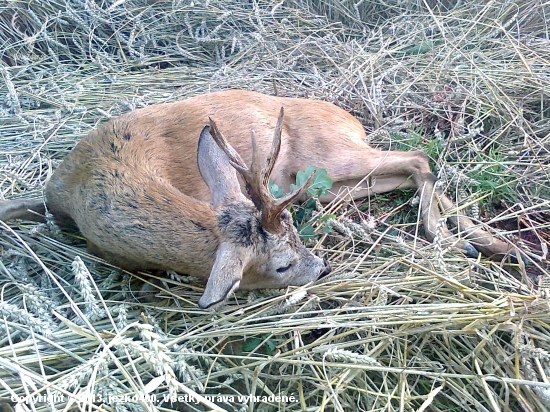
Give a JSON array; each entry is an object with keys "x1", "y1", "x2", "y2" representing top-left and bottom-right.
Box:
[{"x1": 319, "y1": 259, "x2": 331, "y2": 278}]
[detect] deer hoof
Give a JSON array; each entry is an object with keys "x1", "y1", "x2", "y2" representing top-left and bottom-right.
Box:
[
  {"x1": 463, "y1": 242, "x2": 480, "y2": 258},
  {"x1": 509, "y1": 250, "x2": 529, "y2": 265}
]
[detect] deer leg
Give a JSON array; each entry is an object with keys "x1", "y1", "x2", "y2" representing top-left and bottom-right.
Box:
[
  {"x1": 0, "y1": 198, "x2": 46, "y2": 222},
  {"x1": 438, "y1": 195, "x2": 515, "y2": 260},
  {"x1": 319, "y1": 149, "x2": 512, "y2": 258}
]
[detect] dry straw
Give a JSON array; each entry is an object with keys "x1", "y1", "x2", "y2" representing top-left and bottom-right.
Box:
[{"x1": 0, "y1": 0, "x2": 549, "y2": 411}]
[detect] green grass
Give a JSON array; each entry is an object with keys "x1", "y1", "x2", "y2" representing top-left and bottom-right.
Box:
[{"x1": 468, "y1": 146, "x2": 518, "y2": 206}]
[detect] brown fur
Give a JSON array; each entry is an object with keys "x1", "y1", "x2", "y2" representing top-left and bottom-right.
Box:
[
  {"x1": 24, "y1": 99, "x2": 332, "y2": 308},
  {"x1": 0, "y1": 90, "x2": 517, "y2": 306},
  {"x1": 47, "y1": 89, "x2": 510, "y2": 258}
]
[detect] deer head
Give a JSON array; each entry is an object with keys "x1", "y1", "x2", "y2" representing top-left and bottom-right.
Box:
[{"x1": 196, "y1": 108, "x2": 330, "y2": 308}]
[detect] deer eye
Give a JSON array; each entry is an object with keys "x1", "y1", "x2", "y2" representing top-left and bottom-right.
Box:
[{"x1": 276, "y1": 263, "x2": 292, "y2": 273}]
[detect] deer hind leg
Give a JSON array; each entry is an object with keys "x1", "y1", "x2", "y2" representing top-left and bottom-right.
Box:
[
  {"x1": 321, "y1": 149, "x2": 512, "y2": 259},
  {"x1": 437, "y1": 195, "x2": 515, "y2": 260}
]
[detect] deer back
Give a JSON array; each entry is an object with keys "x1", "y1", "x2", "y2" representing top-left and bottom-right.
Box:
[{"x1": 67, "y1": 90, "x2": 367, "y2": 206}]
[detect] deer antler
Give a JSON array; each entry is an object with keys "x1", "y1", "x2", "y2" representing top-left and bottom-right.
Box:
[{"x1": 209, "y1": 107, "x2": 314, "y2": 234}]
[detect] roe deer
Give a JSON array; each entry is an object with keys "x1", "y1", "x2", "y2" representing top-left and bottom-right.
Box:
[
  {"x1": 0, "y1": 90, "x2": 518, "y2": 305},
  {"x1": 0, "y1": 108, "x2": 330, "y2": 308}
]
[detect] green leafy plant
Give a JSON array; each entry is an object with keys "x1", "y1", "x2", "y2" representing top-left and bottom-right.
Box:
[
  {"x1": 469, "y1": 146, "x2": 517, "y2": 206},
  {"x1": 269, "y1": 167, "x2": 334, "y2": 239},
  {"x1": 291, "y1": 166, "x2": 333, "y2": 197},
  {"x1": 243, "y1": 336, "x2": 278, "y2": 355},
  {"x1": 270, "y1": 166, "x2": 333, "y2": 198}
]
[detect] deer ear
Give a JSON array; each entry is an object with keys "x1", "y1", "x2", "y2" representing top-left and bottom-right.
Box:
[
  {"x1": 198, "y1": 126, "x2": 246, "y2": 208},
  {"x1": 198, "y1": 243, "x2": 244, "y2": 309}
]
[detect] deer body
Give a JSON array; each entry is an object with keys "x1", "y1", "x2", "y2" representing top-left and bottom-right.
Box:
[
  {"x1": 1, "y1": 90, "x2": 515, "y2": 307},
  {"x1": 42, "y1": 100, "x2": 331, "y2": 307}
]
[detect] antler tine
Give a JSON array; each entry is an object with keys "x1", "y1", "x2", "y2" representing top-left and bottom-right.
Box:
[
  {"x1": 208, "y1": 117, "x2": 248, "y2": 175},
  {"x1": 261, "y1": 107, "x2": 284, "y2": 188},
  {"x1": 269, "y1": 169, "x2": 315, "y2": 222},
  {"x1": 256, "y1": 107, "x2": 315, "y2": 233},
  {"x1": 246, "y1": 130, "x2": 268, "y2": 210},
  {"x1": 209, "y1": 111, "x2": 311, "y2": 235}
]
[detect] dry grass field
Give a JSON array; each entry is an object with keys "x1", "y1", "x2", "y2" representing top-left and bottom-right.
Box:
[{"x1": 0, "y1": 0, "x2": 549, "y2": 411}]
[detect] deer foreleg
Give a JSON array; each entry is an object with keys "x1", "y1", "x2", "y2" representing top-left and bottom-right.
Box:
[{"x1": 0, "y1": 199, "x2": 46, "y2": 222}]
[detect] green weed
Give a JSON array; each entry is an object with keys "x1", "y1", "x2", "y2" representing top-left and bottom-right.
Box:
[
  {"x1": 469, "y1": 146, "x2": 518, "y2": 206},
  {"x1": 269, "y1": 166, "x2": 334, "y2": 240}
]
